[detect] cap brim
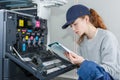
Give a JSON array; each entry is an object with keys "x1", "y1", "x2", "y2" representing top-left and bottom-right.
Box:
[
  {"x1": 62, "y1": 20, "x2": 74, "y2": 29},
  {"x1": 62, "y1": 23, "x2": 69, "y2": 29}
]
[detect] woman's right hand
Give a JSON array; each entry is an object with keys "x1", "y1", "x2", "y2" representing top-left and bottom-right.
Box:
[{"x1": 64, "y1": 52, "x2": 85, "y2": 66}]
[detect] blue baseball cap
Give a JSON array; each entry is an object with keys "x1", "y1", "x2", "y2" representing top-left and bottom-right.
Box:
[{"x1": 62, "y1": 4, "x2": 90, "y2": 29}]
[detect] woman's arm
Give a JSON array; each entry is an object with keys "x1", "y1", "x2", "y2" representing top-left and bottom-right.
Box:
[{"x1": 99, "y1": 33, "x2": 120, "y2": 80}]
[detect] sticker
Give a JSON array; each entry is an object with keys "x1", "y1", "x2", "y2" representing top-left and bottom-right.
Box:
[
  {"x1": 36, "y1": 21, "x2": 40, "y2": 28},
  {"x1": 19, "y1": 19, "x2": 24, "y2": 27}
]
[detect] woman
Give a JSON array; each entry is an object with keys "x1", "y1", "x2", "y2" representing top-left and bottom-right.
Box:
[{"x1": 62, "y1": 4, "x2": 120, "y2": 80}]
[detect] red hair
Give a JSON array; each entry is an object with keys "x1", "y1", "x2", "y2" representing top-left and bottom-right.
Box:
[{"x1": 77, "y1": 8, "x2": 107, "y2": 44}]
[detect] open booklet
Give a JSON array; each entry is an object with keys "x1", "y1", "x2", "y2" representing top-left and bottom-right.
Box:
[{"x1": 48, "y1": 42, "x2": 74, "y2": 61}]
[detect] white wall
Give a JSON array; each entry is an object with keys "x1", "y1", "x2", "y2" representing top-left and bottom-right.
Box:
[{"x1": 49, "y1": 0, "x2": 120, "y2": 79}]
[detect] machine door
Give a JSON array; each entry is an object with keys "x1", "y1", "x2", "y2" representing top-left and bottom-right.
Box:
[{"x1": 5, "y1": 51, "x2": 76, "y2": 80}]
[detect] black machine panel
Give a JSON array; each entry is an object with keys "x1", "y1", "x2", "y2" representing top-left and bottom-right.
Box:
[{"x1": 0, "y1": 9, "x2": 76, "y2": 80}]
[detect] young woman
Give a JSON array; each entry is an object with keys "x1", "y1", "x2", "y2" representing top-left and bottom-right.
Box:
[{"x1": 62, "y1": 4, "x2": 120, "y2": 80}]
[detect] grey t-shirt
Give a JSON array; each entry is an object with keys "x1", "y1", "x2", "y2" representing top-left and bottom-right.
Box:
[{"x1": 78, "y1": 28, "x2": 120, "y2": 80}]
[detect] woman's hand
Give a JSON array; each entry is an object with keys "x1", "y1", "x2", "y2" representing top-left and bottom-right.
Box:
[{"x1": 64, "y1": 52, "x2": 85, "y2": 66}]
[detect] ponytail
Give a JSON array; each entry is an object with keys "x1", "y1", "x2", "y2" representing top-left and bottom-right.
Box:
[
  {"x1": 77, "y1": 8, "x2": 107, "y2": 44},
  {"x1": 89, "y1": 8, "x2": 107, "y2": 29}
]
